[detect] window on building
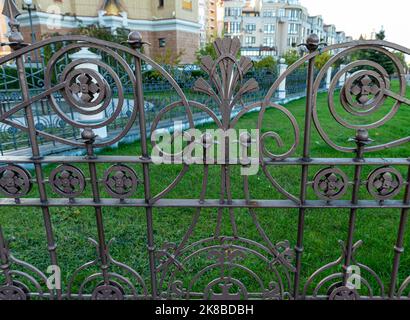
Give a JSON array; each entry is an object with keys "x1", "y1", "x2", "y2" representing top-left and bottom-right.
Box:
[
  {"x1": 263, "y1": 10, "x2": 274, "y2": 17},
  {"x1": 263, "y1": 37, "x2": 274, "y2": 47},
  {"x1": 245, "y1": 24, "x2": 256, "y2": 32},
  {"x1": 225, "y1": 7, "x2": 242, "y2": 17},
  {"x1": 288, "y1": 23, "x2": 299, "y2": 35},
  {"x1": 158, "y1": 0, "x2": 164, "y2": 8},
  {"x1": 224, "y1": 21, "x2": 241, "y2": 34},
  {"x1": 264, "y1": 24, "x2": 275, "y2": 34},
  {"x1": 245, "y1": 36, "x2": 256, "y2": 45},
  {"x1": 159, "y1": 38, "x2": 166, "y2": 48},
  {"x1": 278, "y1": 9, "x2": 285, "y2": 17}
]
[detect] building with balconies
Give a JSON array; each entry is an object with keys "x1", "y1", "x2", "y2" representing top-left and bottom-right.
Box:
[{"x1": 221, "y1": 0, "x2": 351, "y2": 60}]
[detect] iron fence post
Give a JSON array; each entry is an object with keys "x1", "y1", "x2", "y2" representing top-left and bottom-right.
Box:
[
  {"x1": 6, "y1": 5, "x2": 61, "y2": 298},
  {"x1": 294, "y1": 34, "x2": 319, "y2": 300},
  {"x1": 127, "y1": 31, "x2": 158, "y2": 300}
]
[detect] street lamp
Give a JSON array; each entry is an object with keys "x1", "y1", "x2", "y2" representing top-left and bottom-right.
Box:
[{"x1": 22, "y1": 0, "x2": 37, "y2": 44}]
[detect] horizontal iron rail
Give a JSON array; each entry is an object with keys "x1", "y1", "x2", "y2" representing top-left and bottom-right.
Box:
[
  {"x1": 0, "y1": 156, "x2": 409, "y2": 166},
  {"x1": 0, "y1": 198, "x2": 409, "y2": 209}
]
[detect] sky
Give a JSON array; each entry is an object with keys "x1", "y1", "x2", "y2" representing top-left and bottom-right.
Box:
[{"x1": 301, "y1": 0, "x2": 410, "y2": 50}]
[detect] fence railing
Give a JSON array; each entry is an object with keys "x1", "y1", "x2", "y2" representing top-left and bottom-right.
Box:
[
  {"x1": 1, "y1": 0, "x2": 410, "y2": 301},
  {"x1": 0, "y1": 50, "x2": 337, "y2": 154}
]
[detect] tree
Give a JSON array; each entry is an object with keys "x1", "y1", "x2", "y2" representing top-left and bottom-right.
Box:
[
  {"x1": 394, "y1": 51, "x2": 408, "y2": 73},
  {"x1": 76, "y1": 24, "x2": 129, "y2": 44},
  {"x1": 282, "y1": 49, "x2": 301, "y2": 66},
  {"x1": 195, "y1": 42, "x2": 218, "y2": 65},
  {"x1": 315, "y1": 51, "x2": 331, "y2": 70},
  {"x1": 352, "y1": 29, "x2": 395, "y2": 75},
  {"x1": 154, "y1": 48, "x2": 185, "y2": 66},
  {"x1": 254, "y1": 56, "x2": 277, "y2": 72}
]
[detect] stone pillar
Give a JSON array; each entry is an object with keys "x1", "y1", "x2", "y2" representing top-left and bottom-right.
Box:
[
  {"x1": 326, "y1": 66, "x2": 332, "y2": 89},
  {"x1": 278, "y1": 58, "x2": 288, "y2": 100},
  {"x1": 69, "y1": 48, "x2": 108, "y2": 139},
  {"x1": 339, "y1": 64, "x2": 347, "y2": 87}
]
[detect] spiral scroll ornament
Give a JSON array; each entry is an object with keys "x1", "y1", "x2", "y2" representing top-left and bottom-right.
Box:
[
  {"x1": 312, "y1": 45, "x2": 410, "y2": 153},
  {"x1": 0, "y1": 165, "x2": 32, "y2": 198}
]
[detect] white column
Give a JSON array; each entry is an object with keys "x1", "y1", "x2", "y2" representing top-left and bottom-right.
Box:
[
  {"x1": 339, "y1": 64, "x2": 347, "y2": 87},
  {"x1": 278, "y1": 58, "x2": 288, "y2": 100},
  {"x1": 326, "y1": 66, "x2": 333, "y2": 89},
  {"x1": 69, "y1": 48, "x2": 108, "y2": 139}
]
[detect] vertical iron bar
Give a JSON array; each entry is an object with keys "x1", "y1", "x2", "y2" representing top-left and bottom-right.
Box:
[
  {"x1": 294, "y1": 35, "x2": 319, "y2": 300},
  {"x1": 0, "y1": 226, "x2": 12, "y2": 285},
  {"x1": 84, "y1": 136, "x2": 110, "y2": 283},
  {"x1": 389, "y1": 165, "x2": 410, "y2": 298},
  {"x1": 129, "y1": 34, "x2": 158, "y2": 299},
  {"x1": 342, "y1": 130, "x2": 368, "y2": 285},
  {"x1": 16, "y1": 55, "x2": 60, "y2": 300}
]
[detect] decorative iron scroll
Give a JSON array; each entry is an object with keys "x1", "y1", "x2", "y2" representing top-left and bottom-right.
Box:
[{"x1": 0, "y1": 0, "x2": 410, "y2": 301}]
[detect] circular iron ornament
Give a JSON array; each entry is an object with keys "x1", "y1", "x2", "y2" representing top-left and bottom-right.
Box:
[
  {"x1": 49, "y1": 165, "x2": 86, "y2": 198},
  {"x1": 103, "y1": 165, "x2": 139, "y2": 199},
  {"x1": 63, "y1": 68, "x2": 110, "y2": 113},
  {"x1": 0, "y1": 284, "x2": 27, "y2": 300},
  {"x1": 313, "y1": 167, "x2": 349, "y2": 201},
  {"x1": 0, "y1": 165, "x2": 32, "y2": 198},
  {"x1": 91, "y1": 284, "x2": 124, "y2": 300},
  {"x1": 329, "y1": 286, "x2": 359, "y2": 300},
  {"x1": 367, "y1": 167, "x2": 403, "y2": 201},
  {"x1": 47, "y1": 59, "x2": 125, "y2": 130},
  {"x1": 342, "y1": 70, "x2": 387, "y2": 113}
]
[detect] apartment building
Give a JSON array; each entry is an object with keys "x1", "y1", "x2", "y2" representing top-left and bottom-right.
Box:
[
  {"x1": 198, "y1": 0, "x2": 223, "y2": 46},
  {"x1": 12, "y1": 0, "x2": 201, "y2": 63},
  {"x1": 222, "y1": 0, "x2": 351, "y2": 60}
]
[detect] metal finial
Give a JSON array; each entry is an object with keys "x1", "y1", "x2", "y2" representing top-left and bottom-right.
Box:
[
  {"x1": 81, "y1": 128, "x2": 97, "y2": 142},
  {"x1": 126, "y1": 31, "x2": 149, "y2": 50},
  {"x1": 1, "y1": 0, "x2": 27, "y2": 49},
  {"x1": 306, "y1": 34, "x2": 320, "y2": 52}
]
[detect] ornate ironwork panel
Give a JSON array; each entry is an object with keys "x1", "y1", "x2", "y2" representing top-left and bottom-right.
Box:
[{"x1": 0, "y1": 0, "x2": 410, "y2": 301}]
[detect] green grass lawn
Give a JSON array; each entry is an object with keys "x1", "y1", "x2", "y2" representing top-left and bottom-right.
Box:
[{"x1": 1, "y1": 80, "x2": 410, "y2": 299}]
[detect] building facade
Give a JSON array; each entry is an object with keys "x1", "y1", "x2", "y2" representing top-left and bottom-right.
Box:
[
  {"x1": 12, "y1": 0, "x2": 201, "y2": 64},
  {"x1": 222, "y1": 0, "x2": 351, "y2": 60},
  {"x1": 198, "y1": 0, "x2": 223, "y2": 47}
]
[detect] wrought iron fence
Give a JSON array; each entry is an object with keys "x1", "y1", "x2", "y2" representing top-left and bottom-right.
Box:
[
  {"x1": 0, "y1": 40, "x2": 330, "y2": 154},
  {"x1": 1, "y1": 1, "x2": 410, "y2": 301}
]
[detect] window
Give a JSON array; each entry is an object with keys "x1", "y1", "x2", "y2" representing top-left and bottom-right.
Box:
[
  {"x1": 182, "y1": 0, "x2": 192, "y2": 11},
  {"x1": 278, "y1": 9, "x2": 285, "y2": 17},
  {"x1": 245, "y1": 24, "x2": 256, "y2": 32},
  {"x1": 263, "y1": 37, "x2": 274, "y2": 47},
  {"x1": 159, "y1": 38, "x2": 166, "y2": 48},
  {"x1": 288, "y1": 23, "x2": 299, "y2": 35},
  {"x1": 264, "y1": 24, "x2": 275, "y2": 34},
  {"x1": 158, "y1": 0, "x2": 164, "y2": 8},
  {"x1": 225, "y1": 21, "x2": 241, "y2": 34},
  {"x1": 245, "y1": 36, "x2": 256, "y2": 45},
  {"x1": 225, "y1": 7, "x2": 242, "y2": 17},
  {"x1": 263, "y1": 10, "x2": 274, "y2": 17}
]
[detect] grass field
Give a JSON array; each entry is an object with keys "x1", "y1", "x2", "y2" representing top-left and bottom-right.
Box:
[{"x1": 1, "y1": 80, "x2": 410, "y2": 299}]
